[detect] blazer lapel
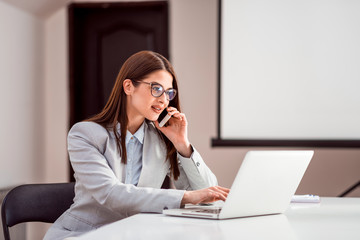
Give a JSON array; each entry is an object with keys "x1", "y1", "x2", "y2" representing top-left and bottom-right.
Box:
[
  {"x1": 111, "y1": 123, "x2": 126, "y2": 182},
  {"x1": 137, "y1": 123, "x2": 170, "y2": 188}
]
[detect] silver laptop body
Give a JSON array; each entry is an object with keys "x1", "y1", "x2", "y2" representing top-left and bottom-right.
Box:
[{"x1": 163, "y1": 150, "x2": 314, "y2": 219}]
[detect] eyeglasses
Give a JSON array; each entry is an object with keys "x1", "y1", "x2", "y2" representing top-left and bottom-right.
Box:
[{"x1": 139, "y1": 82, "x2": 177, "y2": 101}]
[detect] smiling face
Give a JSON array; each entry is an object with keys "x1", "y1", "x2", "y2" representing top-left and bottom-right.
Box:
[{"x1": 124, "y1": 70, "x2": 174, "y2": 128}]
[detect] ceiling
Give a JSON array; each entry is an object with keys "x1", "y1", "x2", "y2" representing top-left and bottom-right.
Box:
[
  {"x1": 0, "y1": 0, "x2": 72, "y2": 18},
  {"x1": 0, "y1": 0, "x2": 155, "y2": 18}
]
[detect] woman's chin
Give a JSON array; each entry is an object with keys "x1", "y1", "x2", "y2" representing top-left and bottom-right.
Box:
[{"x1": 146, "y1": 116, "x2": 158, "y2": 122}]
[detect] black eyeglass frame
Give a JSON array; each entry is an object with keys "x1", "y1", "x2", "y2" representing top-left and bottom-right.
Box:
[{"x1": 138, "y1": 81, "x2": 177, "y2": 101}]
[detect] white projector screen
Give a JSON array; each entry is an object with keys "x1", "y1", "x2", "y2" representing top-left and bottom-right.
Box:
[{"x1": 214, "y1": 0, "x2": 360, "y2": 147}]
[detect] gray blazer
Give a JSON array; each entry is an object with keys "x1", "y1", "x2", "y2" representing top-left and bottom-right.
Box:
[{"x1": 44, "y1": 121, "x2": 217, "y2": 240}]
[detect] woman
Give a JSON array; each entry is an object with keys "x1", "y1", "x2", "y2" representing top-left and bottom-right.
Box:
[{"x1": 44, "y1": 51, "x2": 229, "y2": 240}]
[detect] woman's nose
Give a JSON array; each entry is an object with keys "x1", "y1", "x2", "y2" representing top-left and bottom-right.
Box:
[{"x1": 158, "y1": 92, "x2": 168, "y2": 103}]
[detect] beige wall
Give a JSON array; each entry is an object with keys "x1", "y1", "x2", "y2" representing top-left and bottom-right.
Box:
[
  {"x1": 43, "y1": 7, "x2": 69, "y2": 183},
  {"x1": 0, "y1": 0, "x2": 69, "y2": 188},
  {"x1": 0, "y1": 2, "x2": 46, "y2": 239},
  {"x1": 0, "y1": 1, "x2": 45, "y2": 188}
]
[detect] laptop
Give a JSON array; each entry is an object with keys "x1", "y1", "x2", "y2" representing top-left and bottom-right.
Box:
[{"x1": 163, "y1": 150, "x2": 314, "y2": 219}]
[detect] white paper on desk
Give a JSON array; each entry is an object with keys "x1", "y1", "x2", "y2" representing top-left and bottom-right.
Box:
[{"x1": 291, "y1": 195, "x2": 320, "y2": 203}]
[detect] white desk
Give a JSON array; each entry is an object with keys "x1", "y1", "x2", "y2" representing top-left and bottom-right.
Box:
[{"x1": 74, "y1": 198, "x2": 360, "y2": 240}]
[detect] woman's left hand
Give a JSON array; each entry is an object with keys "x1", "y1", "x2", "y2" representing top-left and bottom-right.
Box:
[{"x1": 154, "y1": 107, "x2": 192, "y2": 157}]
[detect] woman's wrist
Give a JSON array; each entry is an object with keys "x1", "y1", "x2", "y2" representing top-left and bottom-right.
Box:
[
  {"x1": 181, "y1": 191, "x2": 190, "y2": 206},
  {"x1": 175, "y1": 141, "x2": 192, "y2": 158}
]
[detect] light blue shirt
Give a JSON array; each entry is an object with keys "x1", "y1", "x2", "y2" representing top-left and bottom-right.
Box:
[{"x1": 124, "y1": 122, "x2": 145, "y2": 185}]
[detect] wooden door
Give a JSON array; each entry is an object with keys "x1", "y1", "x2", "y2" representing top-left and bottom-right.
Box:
[{"x1": 68, "y1": 1, "x2": 169, "y2": 180}]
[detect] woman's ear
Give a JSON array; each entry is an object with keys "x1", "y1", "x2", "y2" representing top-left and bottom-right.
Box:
[{"x1": 123, "y1": 79, "x2": 133, "y2": 95}]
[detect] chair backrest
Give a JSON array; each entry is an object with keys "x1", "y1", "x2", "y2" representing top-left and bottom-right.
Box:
[{"x1": 1, "y1": 182, "x2": 75, "y2": 240}]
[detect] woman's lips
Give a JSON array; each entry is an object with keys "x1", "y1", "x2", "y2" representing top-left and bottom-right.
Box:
[{"x1": 151, "y1": 106, "x2": 162, "y2": 114}]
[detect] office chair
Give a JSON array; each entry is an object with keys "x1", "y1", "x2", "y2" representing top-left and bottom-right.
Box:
[{"x1": 1, "y1": 182, "x2": 75, "y2": 240}]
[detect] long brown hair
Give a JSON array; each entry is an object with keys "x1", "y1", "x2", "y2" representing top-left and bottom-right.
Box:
[{"x1": 87, "y1": 50, "x2": 180, "y2": 180}]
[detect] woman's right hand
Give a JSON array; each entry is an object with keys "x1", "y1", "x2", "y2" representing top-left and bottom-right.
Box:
[{"x1": 181, "y1": 186, "x2": 230, "y2": 206}]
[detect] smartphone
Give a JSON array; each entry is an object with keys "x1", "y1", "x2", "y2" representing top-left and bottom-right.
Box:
[{"x1": 158, "y1": 108, "x2": 171, "y2": 127}]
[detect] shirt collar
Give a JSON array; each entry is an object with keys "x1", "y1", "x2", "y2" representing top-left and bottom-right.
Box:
[{"x1": 125, "y1": 121, "x2": 145, "y2": 145}]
